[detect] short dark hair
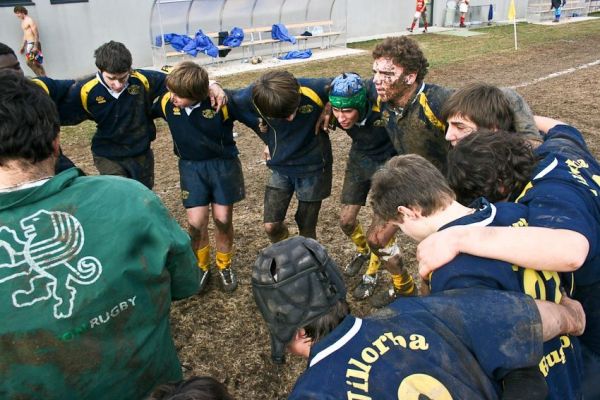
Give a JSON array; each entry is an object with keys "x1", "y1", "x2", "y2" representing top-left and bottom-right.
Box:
[
  {"x1": 371, "y1": 154, "x2": 455, "y2": 222},
  {"x1": 165, "y1": 61, "x2": 209, "y2": 102},
  {"x1": 441, "y1": 83, "x2": 514, "y2": 131},
  {"x1": 149, "y1": 376, "x2": 233, "y2": 400},
  {"x1": 303, "y1": 300, "x2": 349, "y2": 344},
  {"x1": 252, "y1": 70, "x2": 300, "y2": 119},
  {"x1": 94, "y1": 41, "x2": 132, "y2": 73},
  {"x1": 14, "y1": 5, "x2": 28, "y2": 14},
  {"x1": 372, "y1": 37, "x2": 429, "y2": 84},
  {"x1": 447, "y1": 130, "x2": 536, "y2": 205},
  {"x1": 0, "y1": 70, "x2": 59, "y2": 166},
  {"x1": 0, "y1": 42, "x2": 16, "y2": 57}
]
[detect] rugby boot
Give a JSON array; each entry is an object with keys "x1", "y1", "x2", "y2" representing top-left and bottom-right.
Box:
[
  {"x1": 369, "y1": 284, "x2": 417, "y2": 308},
  {"x1": 352, "y1": 273, "x2": 378, "y2": 300},
  {"x1": 218, "y1": 267, "x2": 238, "y2": 293},
  {"x1": 344, "y1": 252, "x2": 370, "y2": 276},
  {"x1": 197, "y1": 269, "x2": 210, "y2": 294}
]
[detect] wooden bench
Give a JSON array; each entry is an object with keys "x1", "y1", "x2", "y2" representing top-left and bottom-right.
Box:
[
  {"x1": 287, "y1": 20, "x2": 343, "y2": 50},
  {"x1": 161, "y1": 20, "x2": 342, "y2": 62}
]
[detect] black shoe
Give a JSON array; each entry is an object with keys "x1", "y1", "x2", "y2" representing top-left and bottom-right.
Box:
[
  {"x1": 353, "y1": 274, "x2": 377, "y2": 300},
  {"x1": 198, "y1": 269, "x2": 210, "y2": 293},
  {"x1": 218, "y1": 267, "x2": 238, "y2": 293},
  {"x1": 422, "y1": 28, "x2": 428, "y2": 33},
  {"x1": 459, "y1": 23, "x2": 467, "y2": 27},
  {"x1": 370, "y1": 284, "x2": 417, "y2": 308},
  {"x1": 406, "y1": 27, "x2": 414, "y2": 32},
  {"x1": 344, "y1": 252, "x2": 370, "y2": 277}
]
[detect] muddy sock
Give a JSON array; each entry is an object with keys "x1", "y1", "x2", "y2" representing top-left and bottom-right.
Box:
[
  {"x1": 196, "y1": 245, "x2": 210, "y2": 272},
  {"x1": 216, "y1": 250, "x2": 232, "y2": 271},
  {"x1": 365, "y1": 252, "x2": 381, "y2": 276},
  {"x1": 392, "y1": 269, "x2": 416, "y2": 295},
  {"x1": 350, "y1": 223, "x2": 369, "y2": 255}
]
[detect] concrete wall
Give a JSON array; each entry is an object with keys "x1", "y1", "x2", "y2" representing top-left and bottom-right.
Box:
[
  {"x1": 0, "y1": 0, "x2": 154, "y2": 78},
  {"x1": 0, "y1": 0, "x2": 532, "y2": 78}
]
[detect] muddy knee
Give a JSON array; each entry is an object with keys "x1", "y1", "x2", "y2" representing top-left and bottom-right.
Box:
[{"x1": 264, "y1": 222, "x2": 288, "y2": 243}]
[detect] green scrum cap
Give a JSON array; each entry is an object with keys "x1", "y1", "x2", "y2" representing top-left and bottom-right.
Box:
[{"x1": 328, "y1": 72, "x2": 368, "y2": 120}]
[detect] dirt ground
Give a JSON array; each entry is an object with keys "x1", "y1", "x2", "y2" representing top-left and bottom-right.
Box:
[{"x1": 60, "y1": 26, "x2": 600, "y2": 399}]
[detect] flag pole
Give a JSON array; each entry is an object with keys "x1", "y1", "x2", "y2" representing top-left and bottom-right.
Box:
[
  {"x1": 513, "y1": 18, "x2": 518, "y2": 50},
  {"x1": 508, "y1": 0, "x2": 518, "y2": 50}
]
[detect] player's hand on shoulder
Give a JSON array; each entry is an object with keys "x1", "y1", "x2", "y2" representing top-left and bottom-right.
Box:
[
  {"x1": 315, "y1": 102, "x2": 333, "y2": 134},
  {"x1": 208, "y1": 81, "x2": 227, "y2": 112},
  {"x1": 416, "y1": 227, "x2": 462, "y2": 279}
]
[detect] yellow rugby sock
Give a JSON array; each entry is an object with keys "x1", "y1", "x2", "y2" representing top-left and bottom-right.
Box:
[
  {"x1": 392, "y1": 269, "x2": 416, "y2": 295},
  {"x1": 349, "y1": 223, "x2": 369, "y2": 255},
  {"x1": 216, "y1": 250, "x2": 232, "y2": 271},
  {"x1": 196, "y1": 245, "x2": 210, "y2": 272},
  {"x1": 365, "y1": 252, "x2": 381, "y2": 276}
]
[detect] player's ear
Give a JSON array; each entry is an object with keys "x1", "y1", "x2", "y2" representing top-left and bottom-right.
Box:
[
  {"x1": 52, "y1": 135, "x2": 61, "y2": 157},
  {"x1": 398, "y1": 205, "x2": 419, "y2": 220},
  {"x1": 404, "y1": 72, "x2": 417, "y2": 85}
]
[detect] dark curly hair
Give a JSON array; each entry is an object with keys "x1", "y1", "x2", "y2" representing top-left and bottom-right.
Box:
[
  {"x1": 447, "y1": 130, "x2": 536, "y2": 205},
  {"x1": 372, "y1": 37, "x2": 429, "y2": 84}
]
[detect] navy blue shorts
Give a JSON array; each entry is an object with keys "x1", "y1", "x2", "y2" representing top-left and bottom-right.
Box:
[
  {"x1": 267, "y1": 165, "x2": 332, "y2": 202},
  {"x1": 341, "y1": 151, "x2": 387, "y2": 205},
  {"x1": 93, "y1": 148, "x2": 154, "y2": 189},
  {"x1": 179, "y1": 158, "x2": 245, "y2": 207}
]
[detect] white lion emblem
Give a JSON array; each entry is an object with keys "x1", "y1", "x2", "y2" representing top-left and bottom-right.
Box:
[{"x1": 0, "y1": 210, "x2": 102, "y2": 319}]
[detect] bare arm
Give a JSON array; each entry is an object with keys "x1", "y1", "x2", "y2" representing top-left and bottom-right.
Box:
[
  {"x1": 30, "y1": 19, "x2": 41, "y2": 48},
  {"x1": 535, "y1": 295, "x2": 585, "y2": 341},
  {"x1": 534, "y1": 115, "x2": 565, "y2": 134},
  {"x1": 417, "y1": 225, "x2": 589, "y2": 279}
]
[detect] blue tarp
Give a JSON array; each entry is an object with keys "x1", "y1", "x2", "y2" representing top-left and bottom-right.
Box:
[
  {"x1": 271, "y1": 24, "x2": 297, "y2": 44},
  {"x1": 223, "y1": 27, "x2": 244, "y2": 47},
  {"x1": 279, "y1": 49, "x2": 312, "y2": 60},
  {"x1": 158, "y1": 30, "x2": 218, "y2": 58}
]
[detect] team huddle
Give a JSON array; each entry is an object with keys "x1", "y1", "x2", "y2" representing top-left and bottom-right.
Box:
[{"x1": 0, "y1": 31, "x2": 598, "y2": 400}]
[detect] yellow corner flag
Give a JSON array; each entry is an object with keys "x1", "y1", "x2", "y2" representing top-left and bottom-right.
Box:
[{"x1": 508, "y1": 0, "x2": 516, "y2": 20}]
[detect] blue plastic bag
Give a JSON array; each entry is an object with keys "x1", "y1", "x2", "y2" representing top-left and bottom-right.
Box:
[
  {"x1": 271, "y1": 24, "x2": 297, "y2": 44},
  {"x1": 279, "y1": 49, "x2": 312, "y2": 60},
  {"x1": 223, "y1": 27, "x2": 244, "y2": 47}
]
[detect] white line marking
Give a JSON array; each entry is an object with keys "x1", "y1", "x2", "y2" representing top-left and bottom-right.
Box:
[{"x1": 510, "y1": 59, "x2": 600, "y2": 89}]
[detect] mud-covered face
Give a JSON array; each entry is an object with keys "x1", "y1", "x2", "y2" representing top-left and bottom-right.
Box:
[
  {"x1": 332, "y1": 107, "x2": 360, "y2": 129},
  {"x1": 0, "y1": 54, "x2": 23, "y2": 75},
  {"x1": 445, "y1": 114, "x2": 479, "y2": 147},
  {"x1": 372, "y1": 57, "x2": 415, "y2": 103}
]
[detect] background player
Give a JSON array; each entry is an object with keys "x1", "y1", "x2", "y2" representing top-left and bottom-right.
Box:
[
  {"x1": 154, "y1": 61, "x2": 244, "y2": 293},
  {"x1": 407, "y1": 0, "x2": 428, "y2": 33},
  {"x1": 458, "y1": 0, "x2": 470, "y2": 27},
  {"x1": 13, "y1": 5, "x2": 45, "y2": 76}
]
